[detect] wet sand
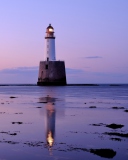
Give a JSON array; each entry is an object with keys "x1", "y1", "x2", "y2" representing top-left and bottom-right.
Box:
[{"x1": 0, "y1": 85, "x2": 127, "y2": 160}]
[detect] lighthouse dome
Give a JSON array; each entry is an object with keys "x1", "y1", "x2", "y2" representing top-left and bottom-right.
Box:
[{"x1": 46, "y1": 24, "x2": 54, "y2": 32}]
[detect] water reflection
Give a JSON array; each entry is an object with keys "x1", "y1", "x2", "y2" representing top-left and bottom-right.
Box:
[
  {"x1": 46, "y1": 102, "x2": 55, "y2": 147},
  {"x1": 39, "y1": 96, "x2": 56, "y2": 148},
  {"x1": 39, "y1": 95, "x2": 65, "y2": 149}
]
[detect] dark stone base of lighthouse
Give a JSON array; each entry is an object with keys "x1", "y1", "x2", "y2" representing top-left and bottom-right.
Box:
[{"x1": 37, "y1": 61, "x2": 67, "y2": 86}]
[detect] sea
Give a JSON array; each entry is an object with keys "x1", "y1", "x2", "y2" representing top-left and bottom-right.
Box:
[{"x1": 0, "y1": 84, "x2": 128, "y2": 160}]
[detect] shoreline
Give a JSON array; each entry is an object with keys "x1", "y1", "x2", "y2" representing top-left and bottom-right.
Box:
[{"x1": 0, "y1": 84, "x2": 127, "y2": 86}]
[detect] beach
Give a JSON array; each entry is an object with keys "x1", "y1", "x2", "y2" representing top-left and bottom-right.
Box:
[{"x1": 0, "y1": 85, "x2": 127, "y2": 160}]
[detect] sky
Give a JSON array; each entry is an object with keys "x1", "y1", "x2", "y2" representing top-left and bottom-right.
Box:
[{"x1": 0, "y1": 0, "x2": 128, "y2": 84}]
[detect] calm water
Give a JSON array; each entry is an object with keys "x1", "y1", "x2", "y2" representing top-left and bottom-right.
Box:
[{"x1": 0, "y1": 85, "x2": 128, "y2": 160}]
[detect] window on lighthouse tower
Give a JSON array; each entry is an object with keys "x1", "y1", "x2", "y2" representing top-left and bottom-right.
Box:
[{"x1": 45, "y1": 64, "x2": 48, "y2": 69}]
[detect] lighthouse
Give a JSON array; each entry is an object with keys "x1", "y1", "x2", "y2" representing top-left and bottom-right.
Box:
[
  {"x1": 44, "y1": 24, "x2": 56, "y2": 61},
  {"x1": 37, "y1": 24, "x2": 67, "y2": 85}
]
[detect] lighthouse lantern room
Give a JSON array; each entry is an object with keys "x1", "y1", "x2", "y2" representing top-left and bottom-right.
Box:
[{"x1": 44, "y1": 24, "x2": 56, "y2": 61}]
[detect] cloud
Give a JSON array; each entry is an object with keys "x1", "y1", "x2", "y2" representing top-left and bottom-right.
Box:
[{"x1": 85, "y1": 56, "x2": 102, "y2": 59}]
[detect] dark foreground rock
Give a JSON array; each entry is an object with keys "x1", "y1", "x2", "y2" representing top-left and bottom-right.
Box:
[
  {"x1": 106, "y1": 123, "x2": 124, "y2": 129},
  {"x1": 90, "y1": 123, "x2": 124, "y2": 129},
  {"x1": 68, "y1": 147, "x2": 116, "y2": 158},
  {"x1": 90, "y1": 148, "x2": 116, "y2": 158}
]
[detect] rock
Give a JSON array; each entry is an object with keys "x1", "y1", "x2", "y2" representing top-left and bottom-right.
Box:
[
  {"x1": 90, "y1": 148, "x2": 116, "y2": 158},
  {"x1": 12, "y1": 122, "x2": 23, "y2": 124},
  {"x1": 112, "y1": 107, "x2": 124, "y2": 109},
  {"x1": 106, "y1": 123, "x2": 124, "y2": 129},
  {"x1": 89, "y1": 106, "x2": 96, "y2": 108},
  {"x1": 10, "y1": 96, "x2": 17, "y2": 98}
]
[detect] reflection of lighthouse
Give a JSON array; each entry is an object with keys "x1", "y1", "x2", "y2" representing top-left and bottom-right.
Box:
[
  {"x1": 37, "y1": 24, "x2": 67, "y2": 85},
  {"x1": 46, "y1": 102, "x2": 55, "y2": 147},
  {"x1": 39, "y1": 95, "x2": 65, "y2": 148}
]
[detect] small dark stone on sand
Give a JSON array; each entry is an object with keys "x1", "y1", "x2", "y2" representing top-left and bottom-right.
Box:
[
  {"x1": 10, "y1": 133, "x2": 17, "y2": 136},
  {"x1": 106, "y1": 123, "x2": 124, "y2": 129},
  {"x1": 84, "y1": 103, "x2": 86, "y2": 104},
  {"x1": 59, "y1": 142, "x2": 66, "y2": 144},
  {"x1": 70, "y1": 131, "x2": 78, "y2": 133},
  {"x1": 124, "y1": 110, "x2": 128, "y2": 112},
  {"x1": 89, "y1": 106, "x2": 96, "y2": 108},
  {"x1": 112, "y1": 107, "x2": 124, "y2": 109},
  {"x1": 10, "y1": 96, "x2": 17, "y2": 99},
  {"x1": 12, "y1": 122, "x2": 23, "y2": 124},
  {"x1": 36, "y1": 107, "x2": 42, "y2": 108},
  {"x1": 90, "y1": 148, "x2": 116, "y2": 158}
]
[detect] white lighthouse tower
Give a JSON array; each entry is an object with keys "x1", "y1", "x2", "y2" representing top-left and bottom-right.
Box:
[
  {"x1": 44, "y1": 24, "x2": 56, "y2": 61},
  {"x1": 37, "y1": 24, "x2": 67, "y2": 85}
]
